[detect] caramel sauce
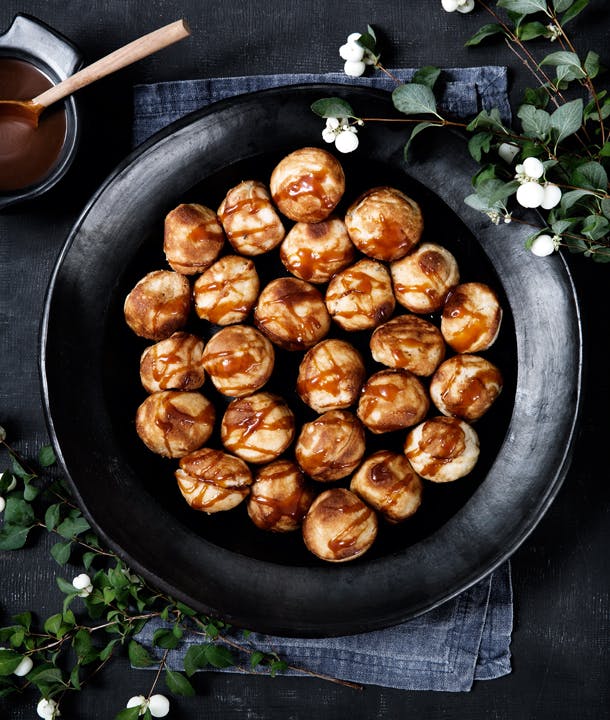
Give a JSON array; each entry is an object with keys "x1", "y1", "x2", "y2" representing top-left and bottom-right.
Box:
[
  {"x1": 0, "y1": 58, "x2": 67, "y2": 192},
  {"x1": 278, "y1": 171, "x2": 334, "y2": 210},
  {"x1": 327, "y1": 504, "x2": 372, "y2": 556}
]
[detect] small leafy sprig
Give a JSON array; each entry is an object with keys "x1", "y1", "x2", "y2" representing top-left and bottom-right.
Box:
[
  {"x1": 0, "y1": 429, "x2": 360, "y2": 719},
  {"x1": 312, "y1": 1, "x2": 610, "y2": 262}
]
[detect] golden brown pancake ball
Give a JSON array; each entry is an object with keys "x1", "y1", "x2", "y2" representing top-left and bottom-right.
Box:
[
  {"x1": 350, "y1": 450, "x2": 423, "y2": 524},
  {"x1": 391, "y1": 242, "x2": 460, "y2": 314},
  {"x1": 247, "y1": 460, "x2": 317, "y2": 532},
  {"x1": 124, "y1": 269, "x2": 191, "y2": 341},
  {"x1": 280, "y1": 216, "x2": 355, "y2": 283},
  {"x1": 135, "y1": 390, "x2": 215, "y2": 458},
  {"x1": 369, "y1": 315, "x2": 445, "y2": 377},
  {"x1": 441, "y1": 282, "x2": 503, "y2": 353},
  {"x1": 201, "y1": 324, "x2": 275, "y2": 398},
  {"x1": 164, "y1": 203, "x2": 225, "y2": 275},
  {"x1": 295, "y1": 410, "x2": 366, "y2": 482},
  {"x1": 221, "y1": 392, "x2": 295, "y2": 464},
  {"x1": 254, "y1": 277, "x2": 331, "y2": 351},
  {"x1": 175, "y1": 447, "x2": 252, "y2": 513},
  {"x1": 193, "y1": 255, "x2": 260, "y2": 325},
  {"x1": 429, "y1": 354, "x2": 503, "y2": 422},
  {"x1": 325, "y1": 259, "x2": 395, "y2": 331},
  {"x1": 404, "y1": 416, "x2": 480, "y2": 483},
  {"x1": 345, "y1": 186, "x2": 423, "y2": 262},
  {"x1": 139, "y1": 331, "x2": 206, "y2": 394},
  {"x1": 302, "y1": 488, "x2": 378, "y2": 562},
  {"x1": 357, "y1": 369, "x2": 429, "y2": 434},
  {"x1": 270, "y1": 147, "x2": 345, "y2": 223},
  {"x1": 217, "y1": 180, "x2": 285, "y2": 256},
  {"x1": 296, "y1": 338, "x2": 365, "y2": 413}
]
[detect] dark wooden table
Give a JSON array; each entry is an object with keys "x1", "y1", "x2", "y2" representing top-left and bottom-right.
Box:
[{"x1": 1, "y1": 2, "x2": 609, "y2": 718}]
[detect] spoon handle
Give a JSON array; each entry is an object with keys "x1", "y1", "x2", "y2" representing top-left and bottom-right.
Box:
[{"x1": 31, "y1": 19, "x2": 191, "y2": 108}]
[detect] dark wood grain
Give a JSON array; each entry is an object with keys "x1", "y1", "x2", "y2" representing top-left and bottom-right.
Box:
[{"x1": 1, "y1": 1, "x2": 609, "y2": 718}]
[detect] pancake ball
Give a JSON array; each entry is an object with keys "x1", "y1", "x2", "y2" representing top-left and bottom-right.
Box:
[
  {"x1": 325, "y1": 259, "x2": 395, "y2": 331},
  {"x1": 254, "y1": 277, "x2": 331, "y2": 351},
  {"x1": 404, "y1": 415, "x2": 480, "y2": 483},
  {"x1": 370, "y1": 315, "x2": 445, "y2": 377},
  {"x1": 217, "y1": 180, "x2": 285, "y2": 256},
  {"x1": 175, "y1": 448, "x2": 252, "y2": 513},
  {"x1": 164, "y1": 203, "x2": 225, "y2": 275},
  {"x1": 124, "y1": 269, "x2": 191, "y2": 341},
  {"x1": 295, "y1": 410, "x2": 366, "y2": 482},
  {"x1": 296, "y1": 338, "x2": 365, "y2": 413},
  {"x1": 350, "y1": 450, "x2": 423, "y2": 524},
  {"x1": 280, "y1": 216, "x2": 355, "y2": 283},
  {"x1": 357, "y1": 369, "x2": 429, "y2": 434},
  {"x1": 201, "y1": 324, "x2": 274, "y2": 398},
  {"x1": 135, "y1": 390, "x2": 215, "y2": 458},
  {"x1": 221, "y1": 392, "x2": 295, "y2": 464},
  {"x1": 247, "y1": 460, "x2": 317, "y2": 532},
  {"x1": 345, "y1": 186, "x2": 423, "y2": 261},
  {"x1": 270, "y1": 147, "x2": 345, "y2": 223},
  {"x1": 441, "y1": 282, "x2": 503, "y2": 353},
  {"x1": 390, "y1": 242, "x2": 460, "y2": 314},
  {"x1": 139, "y1": 331, "x2": 205, "y2": 394},
  {"x1": 302, "y1": 488, "x2": 378, "y2": 562},
  {"x1": 193, "y1": 255, "x2": 259, "y2": 325},
  {"x1": 430, "y1": 354, "x2": 503, "y2": 421}
]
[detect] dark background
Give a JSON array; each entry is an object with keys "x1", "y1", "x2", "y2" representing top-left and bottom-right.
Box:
[{"x1": 1, "y1": 1, "x2": 609, "y2": 718}]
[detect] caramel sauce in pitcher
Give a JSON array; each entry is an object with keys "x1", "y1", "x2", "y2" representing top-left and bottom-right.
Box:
[{"x1": 0, "y1": 58, "x2": 67, "y2": 191}]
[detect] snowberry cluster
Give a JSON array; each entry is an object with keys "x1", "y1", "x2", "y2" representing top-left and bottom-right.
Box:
[
  {"x1": 514, "y1": 156, "x2": 562, "y2": 211},
  {"x1": 126, "y1": 693, "x2": 170, "y2": 717},
  {"x1": 441, "y1": 0, "x2": 475, "y2": 13},
  {"x1": 36, "y1": 698, "x2": 59, "y2": 719},
  {"x1": 0, "y1": 470, "x2": 16, "y2": 513},
  {"x1": 339, "y1": 32, "x2": 376, "y2": 78},
  {"x1": 322, "y1": 116, "x2": 360, "y2": 154},
  {"x1": 72, "y1": 572, "x2": 93, "y2": 597}
]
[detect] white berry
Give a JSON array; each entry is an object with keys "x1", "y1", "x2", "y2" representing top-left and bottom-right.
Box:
[
  {"x1": 457, "y1": 0, "x2": 475, "y2": 12},
  {"x1": 36, "y1": 698, "x2": 59, "y2": 719},
  {"x1": 0, "y1": 496, "x2": 5, "y2": 513},
  {"x1": 522, "y1": 156, "x2": 544, "y2": 179},
  {"x1": 541, "y1": 183, "x2": 562, "y2": 209},
  {"x1": 441, "y1": 0, "x2": 459, "y2": 10},
  {"x1": 516, "y1": 181, "x2": 544, "y2": 208},
  {"x1": 72, "y1": 573, "x2": 91, "y2": 590},
  {"x1": 13, "y1": 655, "x2": 33, "y2": 677},
  {"x1": 347, "y1": 32, "x2": 362, "y2": 43},
  {"x1": 126, "y1": 695, "x2": 147, "y2": 709},
  {"x1": 339, "y1": 42, "x2": 364, "y2": 62},
  {"x1": 343, "y1": 60, "x2": 366, "y2": 77},
  {"x1": 498, "y1": 142, "x2": 520, "y2": 164},
  {"x1": 149, "y1": 694, "x2": 170, "y2": 718},
  {"x1": 335, "y1": 129, "x2": 359, "y2": 153},
  {"x1": 531, "y1": 234, "x2": 556, "y2": 257}
]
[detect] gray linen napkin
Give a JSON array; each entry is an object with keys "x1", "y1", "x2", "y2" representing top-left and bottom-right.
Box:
[{"x1": 131, "y1": 66, "x2": 513, "y2": 692}]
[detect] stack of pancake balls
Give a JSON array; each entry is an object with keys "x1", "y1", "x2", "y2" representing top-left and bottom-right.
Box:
[{"x1": 124, "y1": 147, "x2": 504, "y2": 563}]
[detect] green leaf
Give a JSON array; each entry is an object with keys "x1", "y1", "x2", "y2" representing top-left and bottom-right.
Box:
[
  {"x1": 128, "y1": 640, "x2": 154, "y2": 668},
  {"x1": 392, "y1": 83, "x2": 438, "y2": 116},
  {"x1": 517, "y1": 20, "x2": 549, "y2": 40},
  {"x1": 83, "y1": 551, "x2": 97, "y2": 570},
  {"x1": 561, "y1": 188, "x2": 597, "y2": 212},
  {"x1": 10, "y1": 456, "x2": 34, "y2": 482},
  {"x1": 0, "y1": 524, "x2": 32, "y2": 550},
  {"x1": 0, "y1": 648, "x2": 22, "y2": 676},
  {"x1": 0, "y1": 471, "x2": 14, "y2": 493},
  {"x1": 571, "y1": 161, "x2": 608, "y2": 191},
  {"x1": 184, "y1": 644, "x2": 209, "y2": 677},
  {"x1": 581, "y1": 214, "x2": 610, "y2": 240},
  {"x1": 517, "y1": 104, "x2": 551, "y2": 138},
  {"x1": 43, "y1": 614, "x2": 64, "y2": 636},
  {"x1": 56, "y1": 514, "x2": 90, "y2": 539},
  {"x1": 12, "y1": 612, "x2": 32, "y2": 631},
  {"x1": 468, "y1": 132, "x2": 493, "y2": 162},
  {"x1": 356, "y1": 31, "x2": 377, "y2": 53},
  {"x1": 44, "y1": 503, "x2": 62, "y2": 532},
  {"x1": 26, "y1": 664, "x2": 63, "y2": 689},
  {"x1": 523, "y1": 86, "x2": 550, "y2": 109},
  {"x1": 269, "y1": 659, "x2": 288, "y2": 677},
  {"x1": 552, "y1": 219, "x2": 577, "y2": 234},
  {"x1": 204, "y1": 644, "x2": 235, "y2": 669},
  {"x1": 153, "y1": 628, "x2": 180, "y2": 650},
  {"x1": 73, "y1": 629, "x2": 98, "y2": 665},
  {"x1": 553, "y1": 0, "x2": 574, "y2": 10},
  {"x1": 100, "y1": 639, "x2": 119, "y2": 661},
  {"x1": 583, "y1": 51, "x2": 600, "y2": 79},
  {"x1": 38, "y1": 445, "x2": 56, "y2": 468},
  {"x1": 466, "y1": 108, "x2": 508, "y2": 133},
  {"x1": 465, "y1": 23, "x2": 505, "y2": 47},
  {"x1": 165, "y1": 669, "x2": 195, "y2": 696},
  {"x1": 250, "y1": 650, "x2": 265, "y2": 669},
  {"x1": 50, "y1": 540, "x2": 72, "y2": 566},
  {"x1": 601, "y1": 199, "x2": 610, "y2": 220},
  {"x1": 561, "y1": 0, "x2": 589, "y2": 25},
  {"x1": 497, "y1": 0, "x2": 550, "y2": 14},
  {"x1": 115, "y1": 708, "x2": 142, "y2": 720},
  {"x1": 540, "y1": 51, "x2": 586, "y2": 79},
  {"x1": 3, "y1": 497, "x2": 35, "y2": 527},
  {"x1": 176, "y1": 602, "x2": 197, "y2": 618},
  {"x1": 550, "y1": 98, "x2": 583, "y2": 146},
  {"x1": 310, "y1": 98, "x2": 354, "y2": 118},
  {"x1": 403, "y1": 121, "x2": 438, "y2": 161},
  {"x1": 23, "y1": 483, "x2": 40, "y2": 501},
  {"x1": 56, "y1": 576, "x2": 76, "y2": 595},
  {"x1": 412, "y1": 66, "x2": 441, "y2": 89},
  {"x1": 600, "y1": 142, "x2": 610, "y2": 158}
]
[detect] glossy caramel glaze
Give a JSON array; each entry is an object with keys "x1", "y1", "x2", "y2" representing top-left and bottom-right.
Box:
[
  {"x1": 193, "y1": 254, "x2": 259, "y2": 325},
  {"x1": 357, "y1": 369, "x2": 429, "y2": 434},
  {"x1": 140, "y1": 331, "x2": 205, "y2": 393},
  {"x1": 441, "y1": 282, "x2": 503, "y2": 353},
  {"x1": 124, "y1": 270, "x2": 191, "y2": 341},
  {"x1": 164, "y1": 203, "x2": 225, "y2": 274}
]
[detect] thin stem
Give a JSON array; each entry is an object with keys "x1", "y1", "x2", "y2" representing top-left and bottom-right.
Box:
[
  {"x1": 375, "y1": 62, "x2": 401, "y2": 85},
  {"x1": 147, "y1": 647, "x2": 170, "y2": 698}
]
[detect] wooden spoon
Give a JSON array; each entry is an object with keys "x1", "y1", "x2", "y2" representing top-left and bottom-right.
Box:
[{"x1": 0, "y1": 19, "x2": 190, "y2": 125}]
